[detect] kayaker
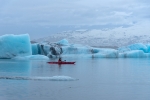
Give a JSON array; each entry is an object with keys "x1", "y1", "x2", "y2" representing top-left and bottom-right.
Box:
[{"x1": 58, "y1": 57, "x2": 62, "y2": 62}]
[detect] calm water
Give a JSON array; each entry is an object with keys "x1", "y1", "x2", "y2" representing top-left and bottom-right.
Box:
[{"x1": 0, "y1": 58, "x2": 150, "y2": 100}]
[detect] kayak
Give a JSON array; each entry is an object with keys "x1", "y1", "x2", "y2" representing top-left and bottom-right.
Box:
[{"x1": 47, "y1": 61, "x2": 75, "y2": 64}]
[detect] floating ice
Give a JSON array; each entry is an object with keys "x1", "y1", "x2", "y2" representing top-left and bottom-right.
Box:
[
  {"x1": 31, "y1": 43, "x2": 39, "y2": 55},
  {"x1": 12, "y1": 55, "x2": 49, "y2": 60},
  {"x1": 32, "y1": 42, "x2": 63, "y2": 58},
  {"x1": 48, "y1": 76, "x2": 78, "y2": 81},
  {"x1": 57, "y1": 39, "x2": 69, "y2": 46},
  {"x1": 1, "y1": 34, "x2": 150, "y2": 59},
  {"x1": 128, "y1": 43, "x2": 148, "y2": 53},
  {"x1": 32, "y1": 39, "x2": 150, "y2": 58},
  {"x1": 146, "y1": 44, "x2": 150, "y2": 53},
  {"x1": 0, "y1": 34, "x2": 32, "y2": 59},
  {"x1": 60, "y1": 42, "x2": 150, "y2": 58},
  {"x1": 93, "y1": 48, "x2": 118, "y2": 58},
  {"x1": 0, "y1": 76, "x2": 78, "y2": 81},
  {"x1": 118, "y1": 43, "x2": 148, "y2": 53},
  {"x1": 118, "y1": 50, "x2": 147, "y2": 58}
]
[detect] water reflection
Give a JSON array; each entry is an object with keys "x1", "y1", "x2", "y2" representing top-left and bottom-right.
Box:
[
  {"x1": 1, "y1": 58, "x2": 150, "y2": 100},
  {"x1": 0, "y1": 59, "x2": 32, "y2": 100},
  {"x1": 0, "y1": 59, "x2": 31, "y2": 76}
]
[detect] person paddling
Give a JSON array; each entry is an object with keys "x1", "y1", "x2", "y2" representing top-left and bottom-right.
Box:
[{"x1": 58, "y1": 57, "x2": 62, "y2": 62}]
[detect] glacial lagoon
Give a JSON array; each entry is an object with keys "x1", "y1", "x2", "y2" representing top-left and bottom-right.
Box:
[{"x1": 0, "y1": 58, "x2": 150, "y2": 100}]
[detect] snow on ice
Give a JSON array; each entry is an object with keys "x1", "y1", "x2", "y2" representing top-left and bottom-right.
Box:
[{"x1": 1, "y1": 34, "x2": 150, "y2": 59}]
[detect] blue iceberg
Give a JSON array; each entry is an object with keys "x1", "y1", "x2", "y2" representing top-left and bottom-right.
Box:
[
  {"x1": 0, "y1": 34, "x2": 49, "y2": 60},
  {"x1": 1, "y1": 34, "x2": 150, "y2": 59},
  {"x1": 0, "y1": 34, "x2": 32, "y2": 59}
]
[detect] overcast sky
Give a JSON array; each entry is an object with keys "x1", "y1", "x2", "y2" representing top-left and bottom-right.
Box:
[{"x1": 0, "y1": 0, "x2": 150, "y2": 39}]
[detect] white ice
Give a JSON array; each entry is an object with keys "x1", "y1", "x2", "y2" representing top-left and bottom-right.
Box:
[{"x1": 0, "y1": 76, "x2": 77, "y2": 81}]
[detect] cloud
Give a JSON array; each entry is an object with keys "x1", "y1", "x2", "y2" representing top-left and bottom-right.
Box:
[
  {"x1": 1, "y1": 0, "x2": 149, "y2": 26},
  {"x1": 0, "y1": 0, "x2": 150, "y2": 39}
]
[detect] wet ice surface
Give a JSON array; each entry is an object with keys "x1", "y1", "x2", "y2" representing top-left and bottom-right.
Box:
[{"x1": 0, "y1": 58, "x2": 150, "y2": 100}]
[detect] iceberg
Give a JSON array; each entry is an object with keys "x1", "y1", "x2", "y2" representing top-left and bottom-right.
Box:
[
  {"x1": 31, "y1": 38, "x2": 150, "y2": 58},
  {"x1": 93, "y1": 48, "x2": 118, "y2": 58},
  {"x1": 12, "y1": 55, "x2": 49, "y2": 60},
  {"x1": 128, "y1": 43, "x2": 148, "y2": 53},
  {"x1": 118, "y1": 43, "x2": 148, "y2": 53},
  {"x1": 31, "y1": 42, "x2": 63, "y2": 58},
  {"x1": 146, "y1": 44, "x2": 150, "y2": 53},
  {"x1": 0, "y1": 34, "x2": 32, "y2": 59},
  {"x1": 118, "y1": 50, "x2": 147, "y2": 58},
  {"x1": 1, "y1": 34, "x2": 150, "y2": 59},
  {"x1": 60, "y1": 45, "x2": 118, "y2": 58},
  {"x1": 53, "y1": 41, "x2": 150, "y2": 58},
  {"x1": 57, "y1": 39, "x2": 69, "y2": 46},
  {"x1": 31, "y1": 43, "x2": 39, "y2": 55}
]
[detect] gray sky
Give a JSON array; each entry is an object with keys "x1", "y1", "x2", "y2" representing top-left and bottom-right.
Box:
[{"x1": 0, "y1": 0, "x2": 150, "y2": 39}]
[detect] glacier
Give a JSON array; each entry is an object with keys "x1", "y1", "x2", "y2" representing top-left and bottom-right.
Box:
[{"x1": 1, "y1": 34, "x2": 150, "y2": 59}]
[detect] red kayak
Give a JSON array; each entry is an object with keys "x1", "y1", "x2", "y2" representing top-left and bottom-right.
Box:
[{"x1": 47, "y1": 61, "x2": 75, "y2": 64}]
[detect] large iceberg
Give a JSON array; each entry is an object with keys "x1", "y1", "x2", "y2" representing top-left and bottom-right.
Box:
[
  {"x1": 0, "y1": 34, "x2": 49, "y2": 60},
  {"x1": 32, "y1": 39, "x2": 150, "y2": 58},
  {"x1": 0, "y1": 34, "x2": 32, "y2": 59},
  {"x1": 1, "y1": 34, "x2": 150, "y2": 59},
  {"x1": 31, "y1": 39, "x2": 119, "y2": 58}
]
